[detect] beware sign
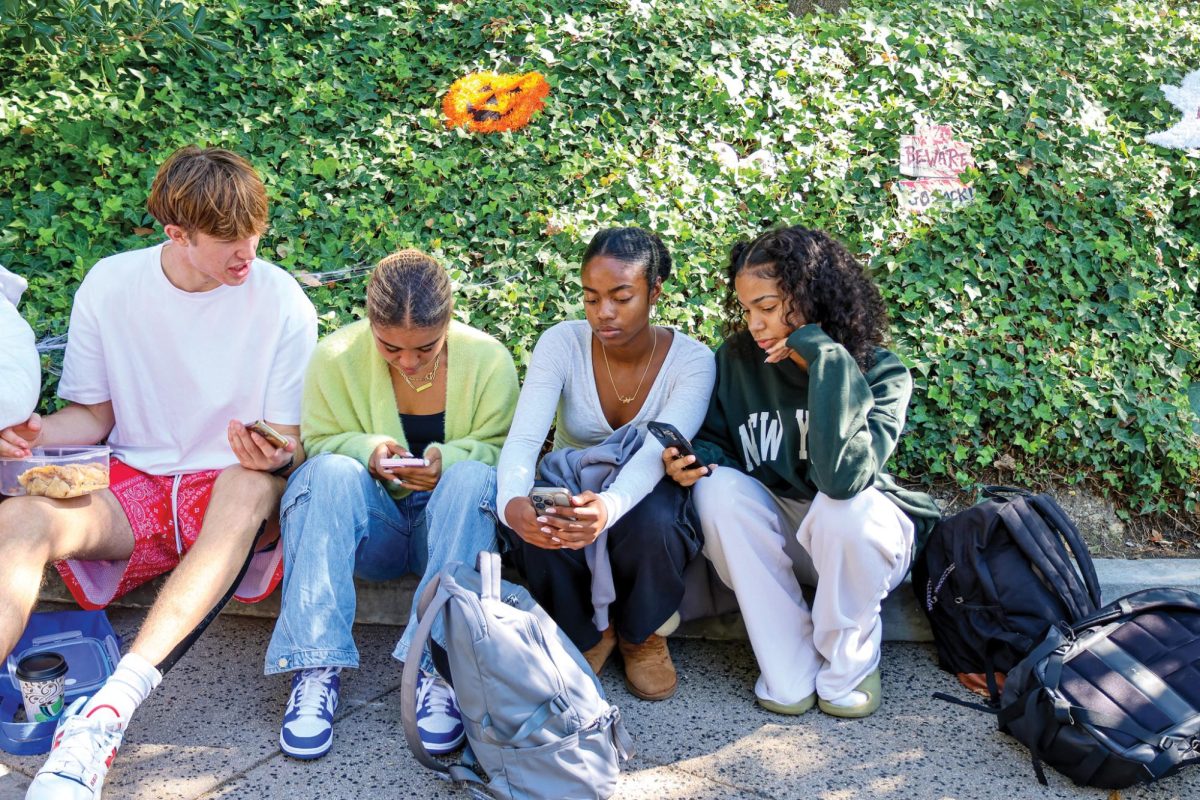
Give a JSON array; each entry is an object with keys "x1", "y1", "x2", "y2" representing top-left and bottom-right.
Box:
[
  {"x1": 899, "y1": 125, "x2": 973, "y2": 178},
  {"x1": 896, "y1": 179, "x2": 975, "y2": 212},
  {"x1": 895, "y1": 124, "x2": 974, "y2": 214}
]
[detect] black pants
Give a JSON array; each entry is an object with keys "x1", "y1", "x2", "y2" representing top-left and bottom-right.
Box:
[{"x1": 500, "y1": 478, "x2": 702, "y2": 652}]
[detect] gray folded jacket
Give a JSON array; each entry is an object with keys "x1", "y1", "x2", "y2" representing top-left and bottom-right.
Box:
[{"x1": 537, "y1": 424, "x2": 645, "y2": 632}]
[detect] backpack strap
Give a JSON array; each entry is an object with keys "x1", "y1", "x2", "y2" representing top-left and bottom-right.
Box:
[
  {"x1": 1021, "y1": 690, "x2": 1051, "y2": 786},
  {"x1": 981, "y1": 635, "x2": 1023, "y2": 705},
  {"x1": 1149, "y1": 734, "x2": 1200, "y2": 778},
  {"x1": 1004, "y1": 498, "x2": 1096, "y2": 618},
  {"x1": 611, "y1": 706, "x2": 635, "y2": 761},
  {"x1": 478, "y1": 551, "x2": 501, "y2": 603},
  {"x1": 933, "y1": 691, "x2": 998, "y2": 714},
  {"x1": 1026, "y1": 494, "x2": 1103, "y2": 608},
  {"x1": 478, "y1": 693, "x2": 571, "y2": 745},
  {"x1": 996, "y1": 630, "x2": 1070, "y2": 729},
  {"x1": 1071, "y1": 589, "x2": 1200, "y2": 631},
  {"x1": 401, "y1": 577, "x2": 493, "y2": 795},
  {"x1": 157, "y1": 523, "x2": 261, "y2": 675},
  {"x1": 1037, "y1": 636, "x2": 1197, "y2": 747},
  {"x1": 1085, "y1": 633, "x2": 1198, "y2": 721},
  {"x1": 401, "y1": 576, "x2": 453, "y2": 775},
  {"x1": 996, "y1": 498, "x2": 1097, "y2": 621},
  {"x1": 981, "y1": 485, "x2": 1034, "y2": 499}
]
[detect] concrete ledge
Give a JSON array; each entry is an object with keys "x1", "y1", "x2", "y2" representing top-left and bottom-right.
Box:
[
  {"x1": 37, "y1": 558, "x2": 1200, "y2": 643},
  {"x1": 36, "y1": 571, "x2": 421, "y2": 627}
]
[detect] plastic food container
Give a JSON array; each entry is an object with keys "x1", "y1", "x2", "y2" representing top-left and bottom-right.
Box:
[
  {"x1": 1, "y1": 610, "x2": 121, "y2": 755},
  {"x1": 8, "y1": 632, "x2": 118, "y2": 702},
  {"x1": 0, "y1": 445, "x2": 111, "y2": 499}
]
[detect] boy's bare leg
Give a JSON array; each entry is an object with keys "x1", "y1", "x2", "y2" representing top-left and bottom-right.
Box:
[
  {"x1": 129, "y1": 465, "x2": 283, "y2": 665},
  {"x1": 0, "y1": 491, "x2": 134, "y2": 661}
]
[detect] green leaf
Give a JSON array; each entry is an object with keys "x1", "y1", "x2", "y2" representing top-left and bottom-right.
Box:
[
  {"x1": 311, "y1": 157, "x2": 340, "y2": 180},
  {"x1": 2, "y1": 0, "x2": 1199, "y2": 520}
]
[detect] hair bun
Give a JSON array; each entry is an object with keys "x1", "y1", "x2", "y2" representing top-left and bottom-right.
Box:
[{"x1": 582, "y1": 226, "x2": 673, "y2": 286}]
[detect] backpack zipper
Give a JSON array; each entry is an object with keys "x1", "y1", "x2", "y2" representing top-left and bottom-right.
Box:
[{"x1": 926, "y1": 563, "x2": 955, "y2": 611}]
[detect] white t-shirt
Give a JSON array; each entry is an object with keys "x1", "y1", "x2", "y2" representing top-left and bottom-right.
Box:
[
  {"x1": 58, "y1": 242, "x2": 318, "y2": 475},
  {"x1": 0, "y1": 297, "x2": 40, "y2": 429}
]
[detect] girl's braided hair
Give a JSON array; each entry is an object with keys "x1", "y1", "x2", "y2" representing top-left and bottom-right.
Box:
[{"x1": 367, "y1": 249, "x2": 452, "y2": 329}]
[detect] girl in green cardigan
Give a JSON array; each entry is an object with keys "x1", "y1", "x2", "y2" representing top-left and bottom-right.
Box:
[
  {"x1": 665, "y1": 226, "x2": 939, "y2": 719},
  {"x1": 263, "y1": 249, "x2": 518, "y2": 760}
]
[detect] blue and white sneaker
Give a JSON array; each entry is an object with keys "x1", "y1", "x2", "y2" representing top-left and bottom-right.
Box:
[
  {"x1": 26, "y1": 697, "x2": 124, "y2": 799},
  {"x1": 416, "y1": 671, "x2": 465, "y2": 755},
  {"x1": 280, "y1": 667, "x2": 340, "y2": 759}
]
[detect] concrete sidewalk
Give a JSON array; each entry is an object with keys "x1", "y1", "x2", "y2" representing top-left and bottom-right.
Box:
[{"x1": 2, "y1": 605, "x2": 1197, "y2": 800}]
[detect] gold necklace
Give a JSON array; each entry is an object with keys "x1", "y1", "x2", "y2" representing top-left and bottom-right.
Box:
[
  {"x1": 393, "y1": 351, "x2": 442, "y2": 393},
  {"x1": 600, "y1": 328, "x2": 657, "y2": 405}
]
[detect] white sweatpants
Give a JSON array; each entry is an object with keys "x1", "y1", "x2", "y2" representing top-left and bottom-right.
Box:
[{"x1": 695, "y1": 468, "x2": 914, "y2": 705}]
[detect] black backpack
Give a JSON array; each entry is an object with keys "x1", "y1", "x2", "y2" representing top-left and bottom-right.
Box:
[
  {"x1": 911, "y1": 486, "x2": 1103, "y2": 699},
  {"x1": 998, "y1": 588, "x2": 1200, "y2": 789}
]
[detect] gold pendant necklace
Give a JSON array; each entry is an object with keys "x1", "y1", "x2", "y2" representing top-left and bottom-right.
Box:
[
  {"x1": 393, "y1": 351, "x2": 442, "y2": 393},
  {"x1": 600, "y1": 328, "x2": 657, "y2": 405}
]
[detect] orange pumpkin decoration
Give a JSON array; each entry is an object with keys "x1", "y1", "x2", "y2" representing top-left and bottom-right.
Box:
[{"x1": 443, "y1": 71, "x2": 550, "y2": 133}]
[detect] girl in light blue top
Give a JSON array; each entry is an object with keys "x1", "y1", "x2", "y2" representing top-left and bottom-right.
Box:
[{"x1": 411, "y1": 227, "x2": 715, "y2": 703}]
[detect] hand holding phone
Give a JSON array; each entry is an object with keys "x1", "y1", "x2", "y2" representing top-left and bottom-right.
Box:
[
  {"x1": 229, "y1": 419, "x2": 296, "y2": 474},
  {"x1": 523, "y1": 487, "x2": 608, "y2": 551},
  {"x1": 647, "y1": 421, "x2": 698, "y2": 461},
  {"x1": 247, "y1": 420, "x2": 290, "y2": 449},
  {"x1": 529, "y1": 487, "x2": 572, "y2": 516},
  {"x1": 379, "y1": 457, "x2": 429, "y2": 469},
  {"x1": 649, "y1": 420, "x2": 713, "y2": 486},
  {"x1": 371, "y1": 443, "x2": 443, "y2": 491}
]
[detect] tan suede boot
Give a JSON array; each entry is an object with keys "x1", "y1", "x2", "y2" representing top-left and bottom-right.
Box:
[
  {"x1": 618, "y1": 634, "x2": 678, "y2": 700},
  {"x1": 581, "y1": 626, "x2": 617, "y2": 676}
]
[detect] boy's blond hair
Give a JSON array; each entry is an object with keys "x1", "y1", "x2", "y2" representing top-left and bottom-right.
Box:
[{"x1": 146, "y1": 146, "x2": 268, "y2": 240}]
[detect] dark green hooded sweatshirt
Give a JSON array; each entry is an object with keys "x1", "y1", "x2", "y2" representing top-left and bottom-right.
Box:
[{"x1": 693, "y1": 324, "x2": 941, "y2": 553}]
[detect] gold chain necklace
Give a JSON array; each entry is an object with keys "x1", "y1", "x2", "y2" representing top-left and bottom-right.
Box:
[
  {"x1": 393, "y1": 351, "x2": 442, "y2": 393},
  {"x1": 600, "y1": 328, "x2": 657, "y2": 404}
]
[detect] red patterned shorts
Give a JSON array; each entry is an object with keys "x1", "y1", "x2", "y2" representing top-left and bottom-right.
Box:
[{"x1": 55, "y1": 458, "x2": 283, "y2": 609}]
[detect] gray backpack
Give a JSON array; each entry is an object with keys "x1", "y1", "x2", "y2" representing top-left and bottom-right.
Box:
[{"x1": 400, "y1": 552, "x2": 634, "y2": 800}]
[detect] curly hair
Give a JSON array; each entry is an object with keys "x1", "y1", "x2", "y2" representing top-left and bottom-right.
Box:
[{"x1": 723, "y1": 226, "x2": 888, "y2": 372}]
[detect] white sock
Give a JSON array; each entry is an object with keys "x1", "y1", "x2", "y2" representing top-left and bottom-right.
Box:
[
  {"x1": 81, "y1": 652, "x2": 163, "y2": 726},
  {"x1": 654, "y1": 611, "x2": 681, "y2": 638},
  {"x1": 823, "y1": 689, "x2": 869, "y2": 708}
]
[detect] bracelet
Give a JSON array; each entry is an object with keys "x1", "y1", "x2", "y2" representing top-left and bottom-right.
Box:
[{"x1": 269, "y1": 454, "x2": 295, "y2": 477}]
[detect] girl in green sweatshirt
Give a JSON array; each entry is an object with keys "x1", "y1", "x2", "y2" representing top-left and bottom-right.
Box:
[{"x1": 664, "y1": 226, "x2": 939, "y2": 719}]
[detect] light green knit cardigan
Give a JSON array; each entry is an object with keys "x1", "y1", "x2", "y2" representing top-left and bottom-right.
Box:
[{"x1": 301, "y1": 318, "x2": 519, "y2": 497}]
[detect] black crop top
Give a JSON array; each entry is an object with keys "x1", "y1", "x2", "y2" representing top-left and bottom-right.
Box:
[{"x1": 399, "y1": 411, "x2": 446, "y2": 457}]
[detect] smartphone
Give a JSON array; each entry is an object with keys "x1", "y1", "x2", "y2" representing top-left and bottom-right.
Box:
[
  {"x1": 248, "y1": 420, "x2": 290, "y2": 449},
  {"x1": 529, "y1": 487, "x2": 572, "y2": 515},
  {"x1": 646, "y1": 421, "x2": 698, "y2": 461},
  {"x1": 379, "y1": 457, "x2": 429, "y2": 469}
]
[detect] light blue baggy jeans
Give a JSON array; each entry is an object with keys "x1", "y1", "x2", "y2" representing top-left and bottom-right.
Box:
[
  {"x1": 392, "y1": 459, "x2": 500, "y2": 671},
  {"x1": 264, "y1": 453, "x2": 430, "y2": 675}
]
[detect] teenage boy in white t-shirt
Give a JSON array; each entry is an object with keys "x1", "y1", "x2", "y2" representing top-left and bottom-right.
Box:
[{"x1": 0, "y1": 146, "x2": 318, "y2": 800}]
